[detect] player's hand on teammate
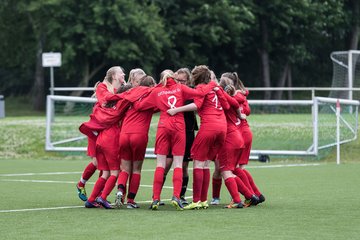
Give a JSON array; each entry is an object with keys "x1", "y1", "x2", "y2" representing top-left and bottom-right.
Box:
[{"x1": 167, "y1": 108, "x2": 178, "y2": 116}]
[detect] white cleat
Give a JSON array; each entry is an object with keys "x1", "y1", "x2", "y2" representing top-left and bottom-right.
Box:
[
  {"x1": 210, "y1": 198, "x2": 220, "y2": 205},
  {"x1": 115, "y1": 191, "x2": 124, "y2": 208}
]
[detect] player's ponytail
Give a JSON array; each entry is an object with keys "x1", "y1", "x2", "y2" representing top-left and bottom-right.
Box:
[{"x1": 159, "y1": 69, "x2": 174, "y2": 86}]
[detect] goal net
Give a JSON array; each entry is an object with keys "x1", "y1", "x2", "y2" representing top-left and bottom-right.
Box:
[
  {"x1": 330, "y1": 50, "x2": 360, "y2": 100},
  {"x1": 315, "y1": 97, "x2": 359, "y2": 153}
]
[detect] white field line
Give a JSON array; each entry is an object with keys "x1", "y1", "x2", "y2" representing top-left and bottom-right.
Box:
[
  {"x1": 0, "y1": 179, "x2": 179, "y2": 190},
  {"x1": 0, "y1": 163, "x2": 320, "y2": 214},
  {"x1": 0, "y1": 163, "x2": 322, "y2": 177},
  {"x1": 0, "y1": 195, "x2": 194, "y2": 213}
]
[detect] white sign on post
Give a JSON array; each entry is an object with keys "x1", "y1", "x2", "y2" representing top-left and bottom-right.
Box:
[
  {"x1": 42, "y1": 52, "x2": 61, "y2": 96},
  {"x1": 42, "y1": 52, "x2": 62, "y2": 67}
]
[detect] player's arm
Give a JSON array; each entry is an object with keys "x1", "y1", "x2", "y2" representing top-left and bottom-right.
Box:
[
  {"x1": 167, "y1": 103, "x2": 197, "y2": 116},
  {"x1": 96, "y1": 84, "x2": 122, "y2": 107},
  {"x1": 181, "y1": 81, "x2": 218, "y2": 99},
  {"x1": 213, "y1": 87, "x2": 230, "y2": 110}
]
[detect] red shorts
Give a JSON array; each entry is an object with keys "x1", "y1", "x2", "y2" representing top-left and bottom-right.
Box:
[
  {"x1": 226, "y1": 130, "x2": 244, "y2": 149},
  {"x1": 155, "y1": 127, "x2": 185, "y2": 156},
  {"x1": 87, "y1": 137, "x2": 97, "y2": 158},
  {"x1": 191, "y1": 128, "x2": 226, "y2": 161},
  {"x1": 238, "y1": 125, "x2": 252, "y2": 165},
  {"x1": 218, "y1": 147, "x2": 241, "y2": 172},
  {"x1": 119, "y1": 133, "x2": 148, "y2": 161},
  {"x1": 96, "y1": 145, "x2": 120, "y2": 171}
]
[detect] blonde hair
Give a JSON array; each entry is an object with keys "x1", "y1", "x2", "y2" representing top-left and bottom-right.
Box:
[
  {"x1": 159, "y1": 69, "x2": 174, "y2": 86},
  {"x1": 191, "y1": 65, "x2": 211, "y2": 86},
  {"x1": 128, "y1": 68, "x2": 146, "y2": 86},
  {"x1": 92, "y1": 66, "x2": 123, "y2": 98}
]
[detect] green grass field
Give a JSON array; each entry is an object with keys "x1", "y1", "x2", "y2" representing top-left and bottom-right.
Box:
[
  {"x1": 0, "y1": 159, "x2": 360, "y2": 240},
  {"x1": 0, "y1": 100, "x2": 360, "y2": 240}
]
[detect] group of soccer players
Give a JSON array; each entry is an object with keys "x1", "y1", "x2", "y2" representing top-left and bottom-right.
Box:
[{"x1": 76, "y1": 65, "x2": 265, "y2": 210}]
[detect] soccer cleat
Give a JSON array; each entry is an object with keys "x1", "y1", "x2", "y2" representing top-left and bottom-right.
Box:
[
  {"x1": 210, "y1": 198, "x2": 220, "y2": 205},
  {"x1": 76, "y1": 184, "x2": 87, "y2": 202},
  {"x1": 183, "y1": 201, "x2": 201, "y2": 210},
  {"x1": 224, "y1": 201, "x2": 244, "y2": 209},
  {"x1": 244, "y1": 194, "x2": 260, "y2": 207},
  {"x1": 200, "y1": 201, "x2": 209, "y2": 209},
  {"x1": 85, "y1": 200, "x2": 100, "y2": 208},
  {"x1": 127, "y1": 202, "x2": 140, "y2": 209},
  {"x1": 171, "y1": 196, "x2": 184, "y2": 211},
  {"x1": 159, "y1": 201, "x2": 165, "y2": 206},
  {"x1": 180, "y1": 197, "x2": 189, "y2": 206},
  {"x1": 115, "y1": 191, "x2": 124, "y2": 208},
  {"x1": 96, "y1": 196, "x2": 114, "y2": 209},
  {"x1": 257, "y1": 194, "x2": 266, "y2": 204},
  {"x1": 150, "y1": 200, "x2": 160, "y2": 210}
]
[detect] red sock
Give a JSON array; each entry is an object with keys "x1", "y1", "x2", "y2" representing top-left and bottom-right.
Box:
[
  {"x1": 127, "y1": 173, "x2": 141, "y2": 202},
  {"x1": 244, "y1": 169, "x2": 261, "y2": 196},
  {"x1": 117, "y1": 171, "x2": 129, "y2": 193},
  {"x1": 172, "y1": 168, "x2": 183, "y2": 198},
  {"x1": 201, "y1": 169, "x2": 210, "y2": 202},
  {"x1": 153, "y1": 167, "x2": 165, "y2": 200},
  {"x1": 101, "y1": 175, "x2": 117, "y2": 200},
  {"x1": 234, "y1": 168, "x2": 254, "y2": 195},
  {"x1": 78, "y1": 162, "x2": 97, "y2": 187},
  {"x1": 88, "y1": 177, "x2": 106, "y2": 202},
  {"x1": 212, "y1": 178, "x2": 222, "y2": 199},
  {"x1": 224, "y1": 178, "x2": 241, "y2": 203},
  {"x1": 193, "y1": 168, "x2": 203, "y2": 202},
  {"x1": 234, "y1": 176, "x2": 253, "y2": 199}
]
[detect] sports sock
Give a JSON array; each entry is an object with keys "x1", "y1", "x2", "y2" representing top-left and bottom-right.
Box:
[
  {"x1": 117, "y1": 171, "x2": 129, "y2": 193},
  {"x1": 172, "y1": 168, "x2": 183, "y2": 198},
  {"x1": 192, "y1": 168, "x2": 203, "y2": 202},
  {"x1": 153, "y1": 167, "x2": 165, "y2": 200},
  {"x1": 88, "y1": 177, "x2": 106, "y2": 202},
  {"x1": 180, "y1": 175, "x2": 189, "y2": 197},
  {"x1": 224, "y1": 177, "x2": 241, "y2": 203},
  {"x1": 100, "y1": 175, "x2": 117, "y2": 200},
  {"x1": 78, "y1": 162, "x2": 97, "y2": 187},
  {"x1": 200, "y1": 169, "x2": 210, "y2": 202},
  {"x1": 127, "y1": 173, "x2": 141, "y2": 202},
  {"x1": 234, "y1": 168, "x2": 254, "y2": 195},
  {"x1": 162, "y1": 175, "x2": 167, "y2": 187},
  {"x1": 234, "y1": 176, "x2": 253, "y2": 199},
  {"x1": 244, "y1": 169, "x2": 262, "y2": 196},
  {"x1": 212, "y1": 177, "x2": 222, "y2": 199}
]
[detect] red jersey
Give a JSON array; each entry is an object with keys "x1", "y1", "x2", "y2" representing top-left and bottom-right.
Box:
[
  {"x1": 216, "y1": 89, "x2": 240, "y2": 133},
  {"x1": 194, "y1": 84, "x2": 227, "y2": 130},
  {"x1": 95, "y1": 83, "x2": 122, "y2": 107},
  {"x1": 136, "y1": 78, "x2": 214, "y2": 131},
  {"x1": 121, "y1": 98, "x2": 154, "y2": 134}
]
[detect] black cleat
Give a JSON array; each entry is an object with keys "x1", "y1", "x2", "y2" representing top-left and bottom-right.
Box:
[
  {"x1": 244, "y1": 194, "x2": 259, "y2": 207},
  {"x1": 257, "y1": 194, "x2": 266, "y2": 204}
]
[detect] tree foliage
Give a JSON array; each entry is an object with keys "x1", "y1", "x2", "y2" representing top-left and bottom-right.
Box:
[{"x1": 0, "y1": 0, "x2": 358, "y2": 106}]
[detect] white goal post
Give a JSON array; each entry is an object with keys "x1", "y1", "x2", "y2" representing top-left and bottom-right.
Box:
[{"x1": 45, "y1": 95, "x2": 359, "y2": 161}]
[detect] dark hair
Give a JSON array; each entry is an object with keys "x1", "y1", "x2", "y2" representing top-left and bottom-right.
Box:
[
  {"x1": 219, "y1": 77, "x2": 235, "y2": 96},
  {"x1": 221, "y1": 72, "x2": 245, "y2": 91},
  {"x1": 116, "y1": 84, "x2": 132, "y2": 94},
  {"x1": 191, "y1": 65, "x2": 211, "y2": 86},
  {"x1": 139, "y1": 75, "x2": 156, "y2": 87}
]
